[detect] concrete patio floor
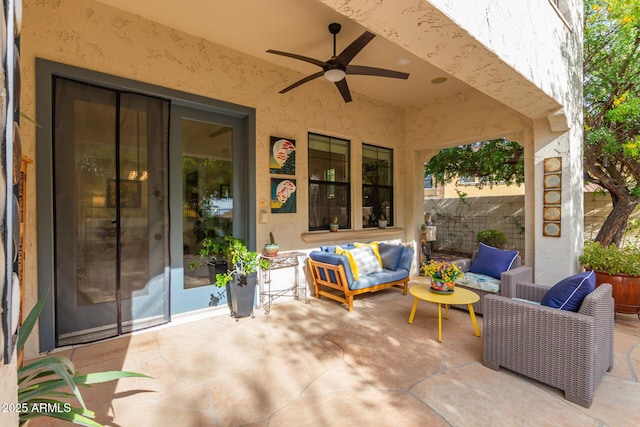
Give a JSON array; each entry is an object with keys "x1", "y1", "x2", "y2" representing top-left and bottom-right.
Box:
[{"x1": 29, "y1": 279, "x2": 640, "y2": 427}]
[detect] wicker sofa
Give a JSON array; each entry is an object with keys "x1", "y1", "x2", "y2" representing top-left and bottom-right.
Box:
[
  {"x1": 453, "y1": 247, "x2": 532, "y2": 315},
  {"x1": 307, "y1": 243, "x2": 414, "y2": 311},
  {"x1": 483, "y1": 282, "x2": 614, "y2": 408}
]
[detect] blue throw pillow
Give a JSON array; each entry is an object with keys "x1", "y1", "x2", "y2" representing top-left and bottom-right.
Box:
[
  {"x1": 378, "y1": 243, "x2": 404, "y2": 271},
  {"x1": 468, "y1": 243, "x2": 519, "y2": 279},
  {"x1": 320, "y1": 246, "x2": 336, "y2": 253},
  {"x1": 541, "y1": 270, "x2": 596, "y2": 312}
]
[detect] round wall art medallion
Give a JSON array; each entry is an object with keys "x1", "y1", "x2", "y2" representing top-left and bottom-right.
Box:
[
  {"x1": 544, "y1": 157, "x2": 562, "y2": 172},
  {"x1": 543, "y1": 222, "x2": 561, "y2": 237},
  {"x1": 544, "y1": 190, "x2": 561, "y2": 204},
  {"x1": 544, "y1": 174, "x2": 561, "y2": 188},
  {"x1": 544, "y1": 207, "x2": 561, "y2": 221}
]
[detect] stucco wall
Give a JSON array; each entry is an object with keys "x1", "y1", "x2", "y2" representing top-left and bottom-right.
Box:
[{"x1": 20, "y1": 0, "x2": 417, "y2": 355}]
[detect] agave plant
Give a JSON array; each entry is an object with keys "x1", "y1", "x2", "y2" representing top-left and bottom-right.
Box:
[{"x1": 16, "y1": 289, "x2": 152, "y2": 426}]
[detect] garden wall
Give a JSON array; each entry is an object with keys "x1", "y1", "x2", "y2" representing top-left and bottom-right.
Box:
[{"x1": 425, "y1": 192, "x2": 640, "y2": 262}]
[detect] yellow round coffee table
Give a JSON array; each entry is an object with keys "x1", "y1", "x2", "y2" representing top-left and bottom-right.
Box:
[{"x1": 407, "y1": 284, "x2": 481, "y2": 343}]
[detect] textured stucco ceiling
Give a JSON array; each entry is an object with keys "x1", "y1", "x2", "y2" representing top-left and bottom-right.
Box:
[{"x1": 94, "y1": 0, "x2": 471, "y2": 108}]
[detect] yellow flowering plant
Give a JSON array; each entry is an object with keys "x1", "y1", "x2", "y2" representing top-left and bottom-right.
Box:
[{"x1": 421, "y1": 260, "x2": 464, "y2": 283}]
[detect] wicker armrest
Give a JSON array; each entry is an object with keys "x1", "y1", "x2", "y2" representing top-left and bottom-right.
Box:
[
  {"x1": 512, "y1": 281, "x2": 549, "y2": 303},
  {"x1": 500, "y1": 266, "x2": 533, "y2": 298},
  {"x1": 454, "y1": 258, "x2": 472, "y2": 272}
]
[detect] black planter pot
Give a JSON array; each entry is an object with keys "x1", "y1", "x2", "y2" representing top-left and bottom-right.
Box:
[
  {"x1": 225, "y1": 271, "x2": 257, "y2": 318},
  {"x1": 207, "y1": 261, "x2": 228, "y2": 285}
]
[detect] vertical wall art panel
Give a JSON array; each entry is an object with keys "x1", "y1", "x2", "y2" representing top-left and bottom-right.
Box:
[
  {"x1": 269, "y1": 136, "x2": 296, "y2": 175},
  {"x1": 542, "y1": 157, "x2": 562, "y2": 237},
  {"x1": 271, "y1": 178, "x2": 296, "y2": 213}
]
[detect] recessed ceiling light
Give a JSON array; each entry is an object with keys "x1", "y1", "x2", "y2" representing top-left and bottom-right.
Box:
[
  {"x1": 431, "y1": 77, "x2": 448, "y2": 84},
  {"x1": 396, "y1": 58, "x2": 411, "y2": 66}
]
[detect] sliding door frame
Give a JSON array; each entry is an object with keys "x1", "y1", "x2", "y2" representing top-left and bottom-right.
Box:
[{"x1": 35, "y1": 59, "x2": 256, "y2": 352}]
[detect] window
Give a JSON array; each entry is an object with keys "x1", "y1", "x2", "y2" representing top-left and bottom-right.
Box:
[
  {"x1": 362, "y1": 144, "x2": 393, "y2": 227},
  {"x1": 424, "y1": 174, "x2": 434, "y2": 189},
  {"x1": 308, "y1": 133, "x2": 351, "y2": 230},
  {"x1": 458, "y1": 176, "x2": 477, "y2": 185}
]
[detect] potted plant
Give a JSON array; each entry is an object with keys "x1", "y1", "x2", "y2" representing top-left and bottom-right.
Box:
[
  {"x1": 329, "y1": 217, "x2": 339, "y2": 232},
  {"x1": 188, "y1": 235, "x2": 231, "y2": 284},
  {"x1": 378, "y1": 214, "x2": 388, "y2": 229},
  {"x1": 215, "y1": 238, "x2": 270, "y2": 318},
  {"x1": 264, "y1": 231, "x2": 279, "y2": 257},
  {"x1": 421, "y1": 260, "x2": 465, "y2": 293},
  {"x1": 579, "y1": 240, "x2": 640, "y2": 316}
]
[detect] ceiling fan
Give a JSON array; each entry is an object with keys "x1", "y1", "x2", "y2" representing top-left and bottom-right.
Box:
[{"x1": 266, "y1": 23, "x2": 409, "y2": 103}]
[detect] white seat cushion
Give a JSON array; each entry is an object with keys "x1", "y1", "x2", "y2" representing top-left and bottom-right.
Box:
[{"x1": 456, "y1": 272, "x2": 500, "y2": 293}]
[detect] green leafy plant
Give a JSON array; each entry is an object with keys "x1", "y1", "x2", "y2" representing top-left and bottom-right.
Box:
[
  {"x1": 579, "y1": 240, "x2": 640, "y2": 277},
  {"x1": 269, "y1": 232, "x2": 276, "y2": 245},
  {"x1": 583, "y1": 0, "x2": 640, "y2": 246},
  {"x1": 477, "y1": 229, "x2": 507, "y2": 249},
  {"x1": 215, "y1": 239, "x2": 270, "y2": 287},
  {"x1": 188, "y1": 235, "x2": 232, "y2": 271},
  {"x1": 17, "y1": 288, "x2": 152, "y2": 426}
]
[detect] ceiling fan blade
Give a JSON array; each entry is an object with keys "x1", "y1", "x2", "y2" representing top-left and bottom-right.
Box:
[
  {"x1": 335, "y1": 79, "x2": 352, "y2": 103},
  {"x1": 266, "y1": 49, "x2": 327, "y2": 68},
  {"x1": 346, "y1": 65, "x2": 410, "y2": 79},
  {"x1": 336, "y1": 31, "x2": 376, "y2": 65},
  {"x1": 279, "y1": 71, "x2": 324, "y2": 94}
]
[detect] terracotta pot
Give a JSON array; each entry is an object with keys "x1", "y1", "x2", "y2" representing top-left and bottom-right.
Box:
[{"x1": 593, "y1": 270, "x2": 640, "y2": 315}]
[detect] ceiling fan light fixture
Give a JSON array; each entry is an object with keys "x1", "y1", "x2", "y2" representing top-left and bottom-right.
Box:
[{"x1": 324, "y1": 68, "x2": 346, "y2": 82}]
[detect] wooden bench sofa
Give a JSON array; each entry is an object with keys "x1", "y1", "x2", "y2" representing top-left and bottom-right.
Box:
[{"x1": 307, "y1": 243, "x2": 414, "y2": 311}]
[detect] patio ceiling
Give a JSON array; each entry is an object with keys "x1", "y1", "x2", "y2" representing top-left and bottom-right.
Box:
[{"x1": 94, "y1": 0, "x2": 471, "y2": 108}]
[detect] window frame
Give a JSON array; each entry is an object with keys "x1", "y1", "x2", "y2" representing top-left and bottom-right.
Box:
[
  {"x1": 362, "y1": 143, "x2": 394, "y2": 228},
  {"x1": 307, "y1": 132, "x2": 351, "y2": 231}
]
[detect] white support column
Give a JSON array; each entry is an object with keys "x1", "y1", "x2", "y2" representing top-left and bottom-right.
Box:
[{"x1": 531, "y1": 118, "x2": 584, "y2": 286}]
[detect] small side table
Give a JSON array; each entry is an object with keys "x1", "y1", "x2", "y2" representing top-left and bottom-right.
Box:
[
  {"x1": 259, "y1": 251, "x2": 308, "y2": 314},
  {"x1": 407, "y1": 284, "x2": 481, "y2": 343}
]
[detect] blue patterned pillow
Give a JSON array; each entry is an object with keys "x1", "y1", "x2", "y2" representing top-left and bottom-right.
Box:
[
  {"x1": 541, "y1": 270, "x2": 596, "y2": 312},
  {"x1": 468, "y1": 243, "x2": 519, "y2": 279}
]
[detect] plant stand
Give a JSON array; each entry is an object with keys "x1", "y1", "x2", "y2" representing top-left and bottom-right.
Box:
[{"x1": 258, "y1": 251, "x2": 308, "y2": 314}]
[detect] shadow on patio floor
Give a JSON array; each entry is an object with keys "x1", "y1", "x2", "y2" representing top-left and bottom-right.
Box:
[{"x1": 29, "y1": 280, "x2": 640, "y2": 427}]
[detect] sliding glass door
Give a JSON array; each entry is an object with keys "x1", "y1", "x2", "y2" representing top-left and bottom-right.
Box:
[{"x1": 53, "y1": 77, "x2": 170, "y2": 346}]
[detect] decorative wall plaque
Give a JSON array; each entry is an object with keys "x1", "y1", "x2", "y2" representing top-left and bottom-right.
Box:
[{"x1": 543, "y1": 157, "x2": 562, "y2": 237}]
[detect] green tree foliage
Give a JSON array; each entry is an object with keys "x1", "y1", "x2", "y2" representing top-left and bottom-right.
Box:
[
  {"x1": 424, "y1": 139, "x2": 523, "y2": 189},
  {"x1": 584, "y1": 0, "x2": 640, "y2": 246}
]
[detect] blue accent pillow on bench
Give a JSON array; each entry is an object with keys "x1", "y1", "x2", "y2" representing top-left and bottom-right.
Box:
[
  {"x1": 468, "y1": 243, "x2": 519, "y2": 279},
  {"x1": 378, "y1": 243, "x2": 404, "y2": 271},
  {"x1": 541, "y1": 270, "x2": 596, "y2": 312}
]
